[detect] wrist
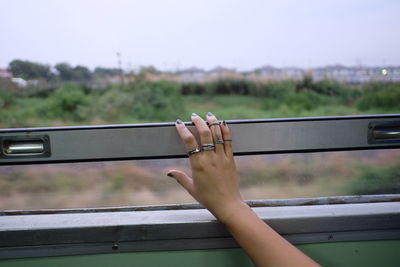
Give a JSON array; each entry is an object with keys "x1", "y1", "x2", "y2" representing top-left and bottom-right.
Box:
[{"x1": 213, "y1": 200, "x2": 252, "y2": 225}]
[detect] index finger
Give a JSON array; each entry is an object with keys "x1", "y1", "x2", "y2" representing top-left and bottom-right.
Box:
[{"x1": 175, "y1": 119, "x2": 201, "y2": 163}]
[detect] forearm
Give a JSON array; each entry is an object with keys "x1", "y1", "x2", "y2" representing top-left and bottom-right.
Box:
[
  {"x1": 171, "y1": 113, "x2": 319, "y2": 266},
  {"x1": 220, "y1": 203, "x2": 320, "y2": 267}
]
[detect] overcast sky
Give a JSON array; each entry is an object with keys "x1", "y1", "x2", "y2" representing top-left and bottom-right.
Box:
[{"x1": 1, "y1": 0, "x2": 399, "y2": 71}]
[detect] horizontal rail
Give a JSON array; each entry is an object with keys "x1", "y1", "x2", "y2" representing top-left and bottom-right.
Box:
[
  {"x1": 1, "y1": 194, "x2": 399, "y2": 216},
  {"x1": 0, "y1": 201, "x2": 399, "y2": 259},
  {"x1": 1, "y1": 114, "x2": 400, "y2": 165}
]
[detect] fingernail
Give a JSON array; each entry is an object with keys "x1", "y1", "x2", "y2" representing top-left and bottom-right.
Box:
[
  {"x1": 191, "y1": 113, "x2": 198, "y2": 117},
  {"x1": 207, "y1": 112, "x2": 214, "y2": 117},
  {"x1": 223, "y1": 120, "x2": 227, "y2": 126},
  {"x1": 176, "y1": 119, "x2": 183, "y2": 124},
  {"x1": 167, "y1": 173, "x2": 175, "y2": 178}
]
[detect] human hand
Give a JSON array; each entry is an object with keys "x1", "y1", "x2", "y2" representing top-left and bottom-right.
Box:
[{"x1": 167, "y1": 112, "x2": 247, "y2": 223}]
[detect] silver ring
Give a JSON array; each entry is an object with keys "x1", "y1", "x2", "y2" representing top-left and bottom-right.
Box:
[
  {"x1": 209, "y1": 122, "x2": 221, "y2": 127},
  {"x1": 223, "y1": 139, "x2": 233, "y2": 142},
  {"x1": 215, "y1": 140, "x2": 224, "y2": 144},
  {"x1": 201, "y1": 144, "x2": 215, "y2": 151},
  {"x1": 187, "y1": 148, "x2": 201, "y2": 156}
]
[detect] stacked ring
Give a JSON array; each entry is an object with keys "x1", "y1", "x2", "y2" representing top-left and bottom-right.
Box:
[
  {"x1": 201, "y1": 144, "x2": 215, "y2": 151},
  {"x1": 215, "y1": 140, "x2": 224, "y2": 144},
  {"x1": 187, "y1": 148, "x2": 201, "y2": 156},
  {"x1": 223, "y1": 139, "x2": 233, "y2": 142},
  {"x1": 209, "y1": 122, "x2": 221, "y2": 127}
]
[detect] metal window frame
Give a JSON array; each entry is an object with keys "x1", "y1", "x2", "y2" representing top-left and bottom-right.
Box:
[
  {"x1": 1, "y1": 114, "x2": 400, "y2": 259},
  {"x1": 0, "y1": 199, "x2": 399, "y2": 259},
  {"x1": 0, "y1": 114, "x2": 399, "y2": 165}
]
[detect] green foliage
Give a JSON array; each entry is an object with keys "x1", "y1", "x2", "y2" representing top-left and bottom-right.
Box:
[
  {"x1": 0, "y1": 88, "x2": 16, "y2": 108},
  {"x1": 181, "y1": 82, "x2": 207, "y2": 95},
  {"x1": 8, "y1": 59, "x2": 52, "y2": 80},
  {"x1": 284, "y1": 90, "x2": 326, "y2": 111},
  {"x1": 259, "y1": 81, "x2": 296, "y2": 98},
  {"x1": 86, "y1": 89, "x2": 133, "y2": 121},
  {"x1": 207, "y1": 79, "x2": 254, "y2": 95},
  {"x1": 55, "y1": 63, "x2": 92, "y2": 82},
  {"x1": 1, "y1": 78, "x2": 398, "y2": 128},
  {"x1": 79, "y1": 81, "x2": 185, "y2": 122},
  {"x1": 129, "y1": 81, "x2": 185, "y2": 121},
  {"x1": 345, "y1": 161, "x2": 400, "y2": 194},
  {"x1": 94, "y1": 67, "x2": 121, "y2": 76},
  {"x1": 357, "y1": 83, "x2": 400, "y2": 110},
  {"x1": 35, "y1": 84, "x2": 89, "y2": 121},
  {"x1": 310, "y1": 80, "x2": 348, "y2": 96},
  {"x1": 180, "y1": 78, "x2": 357, "y2": 109}
]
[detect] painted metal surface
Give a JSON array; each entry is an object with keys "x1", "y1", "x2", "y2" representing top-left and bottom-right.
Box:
[
  {"x1": 1, "y1": 115, "x2": 400, "y2": 165},
  {"x1": 0, "y1": 240, "x2": 399, "y2": 267},
  {"x1": 0, "y1": 202, "x2": 399, "y2": 259}
]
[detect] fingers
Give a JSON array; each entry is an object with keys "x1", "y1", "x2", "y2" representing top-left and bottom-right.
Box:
[
  {"x1": 221, "y1": 120, "x2": 233, "y2": 158},
  {"x1": 167, "y1": 170, "x2": 196, "y2": 197},
  {"x1": 191, "y1": 113, "x2": 214, "y2": 152},
  {"x1": 175, "y1": 119, "x2": 199, "y2": 151},
  {"x1": 175, "y1": 119, "x2": 201, "y2": 166},
  {"x1": 206, "y1": 112, "x2": 224, "y2": 155}
]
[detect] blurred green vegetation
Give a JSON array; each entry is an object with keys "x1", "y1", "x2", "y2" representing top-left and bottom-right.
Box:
[
  {"x1": 0, "y1": 80, "x2": 185, "y2": 127},
  {"x1": 357, "y1": 82, "x2": 400, "y2": 111},
  {"x1": 0, "y1": 78, "x2": 399, "y2": 128}
]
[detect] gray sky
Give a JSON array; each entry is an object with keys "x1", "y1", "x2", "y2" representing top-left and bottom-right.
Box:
[{"x1": 1, "y1": 0, "x2": 399, "y2": 71}]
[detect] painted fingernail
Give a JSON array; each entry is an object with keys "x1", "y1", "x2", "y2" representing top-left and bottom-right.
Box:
[
  {"x1": 223, "y1": 120, "x2": 227, "y2": 126},
  {"x1": 207, "y1": 112, "x2": 214, "y2": 117},
  {"x1": 176, "y1": 119, "x2": 183, "y2": 124},
  {"x1": 167, "y1": 173, "x2": 175, "y2": 179},
  {"x1": 191, "y1": 113, "x2": 198, "y2": 117}
]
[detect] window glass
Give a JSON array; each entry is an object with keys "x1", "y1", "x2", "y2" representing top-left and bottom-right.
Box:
[{"x1": 1, "y1": 149, "x2": 399, "y2": 210}]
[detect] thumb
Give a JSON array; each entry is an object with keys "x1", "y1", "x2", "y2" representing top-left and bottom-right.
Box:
[{"x1": 167, "y1": 170, "x2": 195, "y2": 196}]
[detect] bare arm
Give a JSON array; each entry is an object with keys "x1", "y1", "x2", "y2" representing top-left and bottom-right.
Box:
[{"x1": 167, "y1": 112, "x2": 320, "y2": 267}]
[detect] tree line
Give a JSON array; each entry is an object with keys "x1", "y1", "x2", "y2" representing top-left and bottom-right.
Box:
[{"x1": 7, "y1": 59, "x2": 121, "y2": 82}]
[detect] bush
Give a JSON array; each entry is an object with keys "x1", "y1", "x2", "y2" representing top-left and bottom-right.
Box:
[
  {"x1": 310, "y1": 80, "x2": 348, "y2": 96},
  {"x1": 181, "y1": 83, "x2": 207, "y2": 95},
  {"x1": 357, "y1": 83, "x2": 400, "y2": 110},
  {"x1": 259, "y1": 81, "x2": 296, "y2": 99},
  {"x1": 87, "y1": 89, "x2": 134, "y2": 121},
  {"x1": 345, "y1": 161, "x2": 400, "y2": 194},
  {"x1": 35, "y1": 84, "x2": 89, "y2": 121},
  {"x1": 129, "y1": 81, "x2": 185, "y2": 121},
  {"x1": 0, "y1": 88, "x2": 16, "y2": 108},
  {"x1": 86, "y1": 81, "x2": 185, "y2": 122},
  {"x1": 206, "y1": 79, "x2": 255, "y2": 95},
  {"x1": 284, "y1": 90, "x2": 326, "y2": 111}
]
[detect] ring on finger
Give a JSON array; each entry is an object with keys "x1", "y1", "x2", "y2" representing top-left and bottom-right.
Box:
[
  {"x1": 223, "y1": 139, "x2": 232, "y2": 142},
  {"x1": 215, "y1": 140, "x2": 224, "y2": 144},
  {"x1": 201, "y1": 144, "x2": 215, "y2": 151},
  {"x1": 187, "y1": 148, "x2": 202, "y2": 156},
  {"x1": 209, "y1": 122, "x2": 221, "y2": 127}
]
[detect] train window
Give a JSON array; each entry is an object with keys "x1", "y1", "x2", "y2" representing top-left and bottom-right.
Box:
[
  {"x1": 1, "y1": 1, "x2": 399, "y2": 210},
  {"x1": 0, "y1": 149, "x2": 398, "y2": 210}
]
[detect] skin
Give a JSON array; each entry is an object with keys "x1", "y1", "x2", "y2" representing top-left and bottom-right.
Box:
[{"x1": 167, "y1": 112, "x2": 320, "y2": 267}]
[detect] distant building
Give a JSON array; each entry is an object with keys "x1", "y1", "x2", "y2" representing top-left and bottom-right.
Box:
[
  {"x1": 0, "y1": 68, "x2": 12, "y2": 78},
  {"x1": 178, "y1": 67, "x2": 206, "y2": 83},
  {"x1": 11, "y1": 77, "x2": 28, "y2": 87},
  {"x1": 311, "y1": 65, "x2": 400, "y2": 83},
  {"x1": 254, "y1": 66, "x2": 304, "y2": 81}
]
